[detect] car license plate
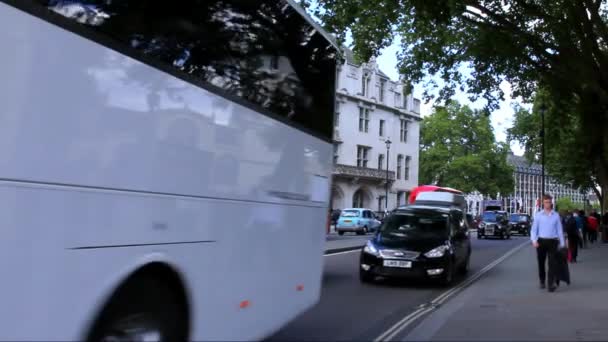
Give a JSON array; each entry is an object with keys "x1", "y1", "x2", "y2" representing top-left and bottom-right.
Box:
[
  {"x1": 486, "y1": 228, "x2": 494, "y2": 235},
  {"x1": 344, "y1": 220, "x2": 352, "y2": 223},
  {"x1": 383, "y1": 260, "x2": 412, "y2": 268}
]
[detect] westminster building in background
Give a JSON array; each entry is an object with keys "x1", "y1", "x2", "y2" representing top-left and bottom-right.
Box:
[{"x1": 466, "y1": 152, "x2": 589, "y2": 216}]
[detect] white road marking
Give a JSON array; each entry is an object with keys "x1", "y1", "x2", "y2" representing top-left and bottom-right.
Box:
[
  {"x1": 374, "y1": 240, "x2": 529, "y2": 341},
  {"x1": 324, "y1": 249, "x2": 361, "y2": 256}
]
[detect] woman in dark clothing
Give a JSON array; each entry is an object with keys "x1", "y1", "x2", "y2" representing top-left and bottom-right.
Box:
[{"x1": 566, "y1": 211, "x2": 581, "y2": 262}]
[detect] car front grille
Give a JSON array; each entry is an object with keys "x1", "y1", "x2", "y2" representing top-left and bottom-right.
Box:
[{"x1": 379, "y1": 249, "x2": 420, "y2": 260}]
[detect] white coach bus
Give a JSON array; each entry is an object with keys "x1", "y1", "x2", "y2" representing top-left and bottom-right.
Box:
[{"x1": 0, "y1": 0, "x2": 338, "y2": 340}]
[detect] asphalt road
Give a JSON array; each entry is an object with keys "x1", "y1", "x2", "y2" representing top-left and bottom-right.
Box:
[{"x1": 268, "y1": 234, "x2": 527, "y2": 341}]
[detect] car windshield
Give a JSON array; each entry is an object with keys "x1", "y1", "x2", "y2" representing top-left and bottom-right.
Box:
[
  {"x1": 483, "y1": 212, "x2": 505, "y2": 222},
  {"x1": 341, "y1": 210, "x2": 360, "y2": 217},
  {"x1": 509, "y1": 214, "x2": 528, "y2": 222},
  {"x1": 379, "y1": 211, "x2": 448, "y2": 240}
]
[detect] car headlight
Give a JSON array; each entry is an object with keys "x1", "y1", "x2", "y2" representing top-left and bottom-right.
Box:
[
  {"x1": 424, "y1": 245, "x2": 450, "y2": 258},
  {"x1": 479, "y1": 223, "x2": 486, "y2": 228},
  {"x1": 363, "y1": 241, "x2": 380, "y2": 256}
]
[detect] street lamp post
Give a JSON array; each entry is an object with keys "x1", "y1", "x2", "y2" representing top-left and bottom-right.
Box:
[
  {"x1": 540, "y1": 104, "x2": 546, "y2": 196},
  {"x1": 385, "y1": 138, "x2": 392, "y2": 213}
]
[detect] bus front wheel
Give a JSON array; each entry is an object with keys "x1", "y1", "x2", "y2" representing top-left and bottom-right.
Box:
[{"x1": 87, "y1": 274, "x2": 188, "y2": 342}]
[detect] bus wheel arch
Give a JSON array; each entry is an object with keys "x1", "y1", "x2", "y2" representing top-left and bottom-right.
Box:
[{"x1": 85, "y1": 262, "x2": 191, "y2": 342}]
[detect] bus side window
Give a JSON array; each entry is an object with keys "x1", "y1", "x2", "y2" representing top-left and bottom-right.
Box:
[{"x1": 39, "y1": 0, "x2": 338, "y2": 140}]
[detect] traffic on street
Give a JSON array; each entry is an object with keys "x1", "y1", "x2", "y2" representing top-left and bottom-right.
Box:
[
  {"x1": 269, "y1": 234, "x2": 526, "y2": 341},
  {"x1": 3, "y1": 0, "x2": 608, "y2": 340}
]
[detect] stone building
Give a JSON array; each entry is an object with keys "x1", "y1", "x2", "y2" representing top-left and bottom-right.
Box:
[{"x1": 330, "y1": 50, "x2": 421, "y2": 213}]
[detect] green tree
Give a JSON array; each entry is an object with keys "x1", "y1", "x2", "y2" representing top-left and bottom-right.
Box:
[
  {"x1": 555, "y1": 197, "x2": 584, "y2": 212},
  {"x1": 304, "y1": 0, "x2": 608, "y2": 206},
  {"x1": 420, "y1": 101, "x2": 514, "y2": 195},
  {"x1": 507, "y1": 91, "x2": 606, "y2": 211}
]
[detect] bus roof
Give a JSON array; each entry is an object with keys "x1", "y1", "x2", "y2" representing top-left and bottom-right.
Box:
[
  {"x1": 285, "y1": 0, "x2": 343, "y2": 54},
  {"x1": 413, "y1": 192, "x2": 467, "y2": 211}
]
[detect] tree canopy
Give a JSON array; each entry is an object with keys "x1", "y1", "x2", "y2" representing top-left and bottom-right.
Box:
[
  {"x1": 507, "y1": 91, "x2": 606, "y2": 209},
  {"x1": 305, "y1": 0, "x2": 608, "y2": 200},
  {"x1": 420, "y1": 101, "x2": 514, "y2": 195}
]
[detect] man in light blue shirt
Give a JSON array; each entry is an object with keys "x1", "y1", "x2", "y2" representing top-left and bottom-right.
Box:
[{"x1": 531, "y1": 194, "x2": 565, "y2": 292}]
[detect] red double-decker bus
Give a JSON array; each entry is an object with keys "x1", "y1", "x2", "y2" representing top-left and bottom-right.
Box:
[{"x1": 408, "y1": 185, "x2": 464, "y2": 204}]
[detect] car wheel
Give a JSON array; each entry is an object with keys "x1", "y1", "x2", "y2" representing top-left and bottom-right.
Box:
[
  {"x1": 356, "y1": 229, "x2": 364, "y2": 235},
  {"x1": 359, "y1": 268, "x2": 374, "y2": 283},
  {"x1": 507, "y1": 232, "x2": 511, "y2": 239},
  {"x1": 364, "y1": 226, "x2": 369, "y2": 234},
  {"x1": 477, "y1": 234, "x2": 483, "y2": 239},
  {"x1": 86, "y1": 275, "x2": 188, "y2": 342},
  {"x1": 338, "y1": 231, "x2": 344, "y2": 236}
]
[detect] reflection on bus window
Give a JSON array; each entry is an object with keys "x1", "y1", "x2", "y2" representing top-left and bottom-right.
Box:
[{"x1": 41, "y1": 0, "x2": 337, "y2": 139}]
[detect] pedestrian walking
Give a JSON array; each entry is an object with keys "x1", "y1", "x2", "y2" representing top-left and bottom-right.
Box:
[
  {"x1": 575, "y1": 210, "x2": 586, "y2": 249},
  {"x1": 531, "y1": 194, "x2": 565, "y2": 292},
  {"x1": 564, "y1": 211, "x2": 580, "y2": 263},
  {"x1": 579, "y1": 210, "x2": 590, "y2": 248},
  {"x1": 587, "y1": 213, "x2": 599, "y2": 244}
]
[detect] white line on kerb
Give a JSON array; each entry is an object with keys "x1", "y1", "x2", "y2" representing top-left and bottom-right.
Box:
[
  {"x1": 324, "y1": 249, "x2": 360, "y2": 256},
  {"x1": 374, "y1": 241, "x2": 528, "y2": 342}
]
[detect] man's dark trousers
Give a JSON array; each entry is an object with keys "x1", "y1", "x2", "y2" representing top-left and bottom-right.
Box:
[{"x1": 537, "y1": 238, "x2": 559, "y2": 287}]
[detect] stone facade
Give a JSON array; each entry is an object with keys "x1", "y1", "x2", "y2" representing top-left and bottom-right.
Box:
[{"x1": 330, "y1": 51, "x2": 421, "y2": 213}]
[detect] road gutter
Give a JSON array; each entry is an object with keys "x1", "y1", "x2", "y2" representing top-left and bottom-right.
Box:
[
  {"x1": 324, "y1": 245, "x2": 363, "y2": 255},
  {"x1": 374, "y1": 240, "x2": 529, "y2": 341}
]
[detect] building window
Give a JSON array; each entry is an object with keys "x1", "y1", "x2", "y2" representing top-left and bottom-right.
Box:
[
  {"x1": 357, "y1": 146, "x2": 370, "y2": 168},
  {"x1": 379, "y1": 119, "x2": 385, "y2": 137},
  {"x1": 395, "y1": 93, "x2": 402, "y2": 107},
  {"x1": 400, "y1": 119, "x2": 408, "y2": 142},
  {"x1": 397, "y1": 154, "x2": 404, "y2": 179},
  {"x1": 397, "y1": 192, "x2": 404, "y2": 206},
  {"x1": 378, "y1": 153, "x2": 385, "y2": 170},
  {"x1": 362, "y1": 73, "x2": 371, "y2": 96},
  {"x1": 405, "y1": 156, "x2": 411, "y2": 180},
  {"x1": 359, "y1": 107, "x2": 370, "y2": 132},
  {"x1": 380, "y1": 79, "x2": 386, "y2": 102}
]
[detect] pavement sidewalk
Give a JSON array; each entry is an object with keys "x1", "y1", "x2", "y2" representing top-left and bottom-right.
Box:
[{"x1": 404, "y1": 241, "x2": 608, "y2": 341}]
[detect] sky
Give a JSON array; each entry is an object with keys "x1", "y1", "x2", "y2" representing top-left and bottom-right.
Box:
[{"x1": 374, "y1": 38, "x2": 528, "y2": 156}]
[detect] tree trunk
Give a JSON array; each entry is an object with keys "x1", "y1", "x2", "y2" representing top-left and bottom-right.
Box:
[
  {"x1": 602, "y1": 185, "x2": 608, "y2": 214},
  {"x1": 598, "y1": 173, "x2": 608, "y2": 214}
]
